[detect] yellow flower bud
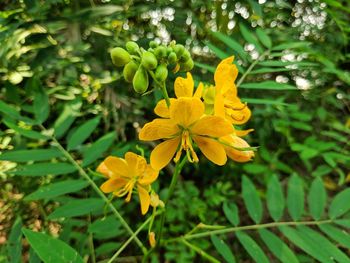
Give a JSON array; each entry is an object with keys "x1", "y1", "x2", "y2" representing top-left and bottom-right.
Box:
[
  {"x1": 110, "y1": 47, "x2": 130, "y2": 67},
  {"x1": 133, "y1": 66, "x2": 149, "y2": 94},
  {"x1": 141, "y1": 51, "x2": 158, "y2": 70},
  {"x1": 123, "y1": 61, "x2": 138, "y2": 83},
  {"x1": 149, "y1": 232, "x2": 156, "y2": 248},
  {"x1": 155, "y1": 64, "x2": 168, "y2": 82}
]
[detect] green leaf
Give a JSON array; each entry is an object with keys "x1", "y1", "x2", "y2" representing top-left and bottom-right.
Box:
[
  {"x1": 24, "y1": 180, "x2": 89, "y2": 201},
  {"x1": 48, "y1": 198, "x2": 104, "y2": 219},
  {"x1": 33, "y1": 86, "x2": 49, "y2": 124},
  {"x1": 194, "y1": 62, "x2": 215, "y2": 73},
  {"x1": 240, "y1": 81, "x2": 296, "y2": 90},
  {"x1": 67, "y1": 116, "x2": 100, "y2": 150},
  {"x1": 223, "y1": 202, "x2": 239, "y2": 226},
  {"x1": 272, "y1": 42, "x2": 310, "y2": 51},
  {"x1": 242, "y1": 176, "x2": 263, "y2": 224},
  {"x1": 3, "y1": 119, "x2": 48, "y2": 140},
  {"x1": 297, "y1": 226, "x2": 350, "y2": 263},
  {"x1": 239, "y1": 23, "x2": 264, "y2": 53},
  {"x1": 256, "y1": 28, "x2": 272, "y2": 49},
  {"x1": 287, "y1": 174, "x2": 304, "y2": 221},
  {"x1": 329, "y1": 188, "x2": 350, "y2": 219},
  {"x1": 236, "y1": 231, "x2": 269, "y2": 263},
  {"x1": 258, "y1": 61, "x2": 317, "y2": 67},
  {"x1": 12, "y1": 163, "x2": 77, "y2": 176},
  {"x1": 22, "y1": 228, "x2": 84, "y2": 263},
  {"x1": 0, "y1": 148, "x2": 63, "y2": 162},
  {"x1": 7, "y1": 217, "x2": 22, "y2": 263},
  {"x1": 95, "y1": 242, "x2": 121, "y2": 256},
  {"x1": 53, "y1": 99, "x2": 82, "y2": 139},
  {"x1": 250, "y1": 67, "x2": 291, "y2": 74},
  {"x1": 82, "y1": 131, "x2": 116, "y2": 167},
  {"x1": 319, "y1": 224, "x2": 350, "y2": 249},
  {"x1": 279, "y1": 226, "x2": 333, "y2": 263},
  {"x1": 258, "y1": 229, "x2": 299, "y2": 263},
  {"x1": 0, "y1": 101, "x2": 24, "y2": 121},
  {"x1": 266, "y1": 174, "x2": 285, "y2": 221},
  {"x1": 211, "y1": 235, "x2": 236, "y2": 263},
  {"x1": 211, "y1": 31, "x2": 248, "y2": 61},
  {"x1": 205, "y1": 41, "x2": 229, "y2": 59},
  {"x1": 88, "y1": 216, "x2": 121, "y2": 239},
  {"x1": 242, "y1": 97, "x2": 289, "y2": 106},
  {"x1": 308, "y1": 177, "x2": 327, "y2": 220}
]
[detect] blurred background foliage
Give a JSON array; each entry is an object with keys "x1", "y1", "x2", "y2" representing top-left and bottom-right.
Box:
[{"x1": 0, "y1": 0, "x2": 350, "y2": 262}]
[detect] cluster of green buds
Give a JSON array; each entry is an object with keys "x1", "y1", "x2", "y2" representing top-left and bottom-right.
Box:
[{"x1": 110, "y1": 40, "x2": 194, "y2": 94}]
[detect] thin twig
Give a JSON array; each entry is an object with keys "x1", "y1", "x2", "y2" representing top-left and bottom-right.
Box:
[{"x1": 41, "y1": 126, "x2": 147, "y2": 254}]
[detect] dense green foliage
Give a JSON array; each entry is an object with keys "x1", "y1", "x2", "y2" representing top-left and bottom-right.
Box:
[{"x1": 1, "y1": 0, "x2": 350, "y2": 262}]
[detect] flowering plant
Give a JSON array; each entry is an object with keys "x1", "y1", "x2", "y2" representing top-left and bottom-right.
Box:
[{"x1": 97, "y1": 41, "x2": 254, "y2": 258}]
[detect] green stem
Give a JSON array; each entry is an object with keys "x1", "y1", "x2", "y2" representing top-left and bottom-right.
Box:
[
  {"x1": 142, "y1": 157, "x2": 187, "y2": 262},
  {"x1": 180, "y1": 238, "x2": 220, "y2": 263},
  {"x1": 236, "y1": 50, "x2": 270, "y2": 88},
  {"x1": 166, "y1": 219, "x2": 333, "y2": 243},
  {"x1": 108, "y1": 214, "x2": 157, "y2": 263},
  {"x1": 148, "y1": 70, "x2": 170, "y2": 107},
  {"x1": 46, "y1": 130, "x2": 147, "y2": 255}
]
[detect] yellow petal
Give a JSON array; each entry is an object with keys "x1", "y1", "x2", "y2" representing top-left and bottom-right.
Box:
[
  {"x1": 194, "y1": 82, "x2": 204, "y2": 98},
  {"x1": 235, "y1": 129, "x2": 254, "y2": 137},
  {"x1": 227, "y1": 107, "x2": 252, "y2": 125},
  {"x1": 139, "y1": 118, "x2": 179, "y2": 141},
  {"x1": 150, "y1": 137, "x2": 180, "y2": 170},
  {"x1": 139, "y1": 165, "x2": 159, "y2": 185},
  {"x1": 154, "y1": 98, "x2": 176, "y2": 118},
  {"x1": 100, "y1": 178, "x2": 127, "y2": 193},
  {"x1": 214, "y1": 93, "x2": 226, "y2": 119},
  {"x1": 103, "y1": 156, "x2": 128, "y2": 177},
  {"x1": 96, "y1": 161, "x2": 111, "y2": 177},
  {"x1": 125, "y1": 152, "x2": 147, "y2": 176},
  {"x1": 193, "y1": 136, "x2": 227, "y2": 165},
  {"x1": 222, "y1": 135, "x2": 254, "y2": 162},
  {"x1": 191, "y1": 116, "x2": 234, "y2": 137},
  {"x1": 174, "y1": 72, "x2": 194, "y2": 98},
  {"x1": 214, "y1": 56, "x2": 238, "y2": 94},
  {"x1": 138, "y1": 185, "x2": 151, "y2": 215},
  {"x1": 170, "y1": 97, "x2": 204, "y2": 127}
]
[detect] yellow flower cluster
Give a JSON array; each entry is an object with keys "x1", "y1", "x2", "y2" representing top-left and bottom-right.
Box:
[
  {"x1": 97, "y1": 56, "x2": 254, "y2": 214},
  {"x1": 139, "y1": 56, "x2": 254, "y2": 170}
]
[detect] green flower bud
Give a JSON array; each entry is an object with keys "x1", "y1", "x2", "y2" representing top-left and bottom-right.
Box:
[
  {"x1": 149, "y1": 40, "x2": 158, "y2": 48},
  {"x1": 141, "y1": 51, "x2": 158, "y2": 70},
  {"x1": 110, "y1": 47, "x2": 131, "y2": 67},
  {"x1": 180, "y1": 49, "x2": 191, "y2": 62},
  {"x1": 133, "y1": 66, "x2": 149, "y2": 94},
  {"x1": 126, "y1": 41, "x2": 139, "y2": 54},
  {"x1": 155, "y1": 64, "x2": 168, "y2": 82},
  {"x1": 123, "y1": 61, "x2": 139, "y2": 83},
  {"x1": 173, "y1": 44, "x2": 185, "y2": 57},
  {"x1": 168, "y1": 52, "x2": 177, "y2": 64},
  {"x1": 166, "y1": 47, "x2": 173, "y2": 55},
  {"x1": 154, "y1": 46, "x2": 167, "y2": 59},
  {"x1": 179, "y1": 59, "x2": 194, "y2": 72}
]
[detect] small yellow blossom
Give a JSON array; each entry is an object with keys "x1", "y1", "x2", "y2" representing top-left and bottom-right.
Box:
[
  {"x1": 139, "y1": 97, "x2": 234, "y2": 170},
  {"x1": 204, "y1": 56, "x2": 251, "y2": 125},
  {"x1": 149, "y1": 232, "x2": 156, "y2": 248},
  {"x1": 97, "y1": 152, "x2": 158, "y2": 215}
]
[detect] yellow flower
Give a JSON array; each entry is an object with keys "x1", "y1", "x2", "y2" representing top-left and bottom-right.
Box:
[
  {"x1": 139, "y1": 97, "x2": 234, "y2": 170},
  {"x1": 204, "y1": 56, "x2": 251, "y2": 125},
  {"x1": 154, "y1": 72, "x2": 203, "y2": 116},
  {"x1": 97, "y1": 152, "x2": 158, "y2": 215}
]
